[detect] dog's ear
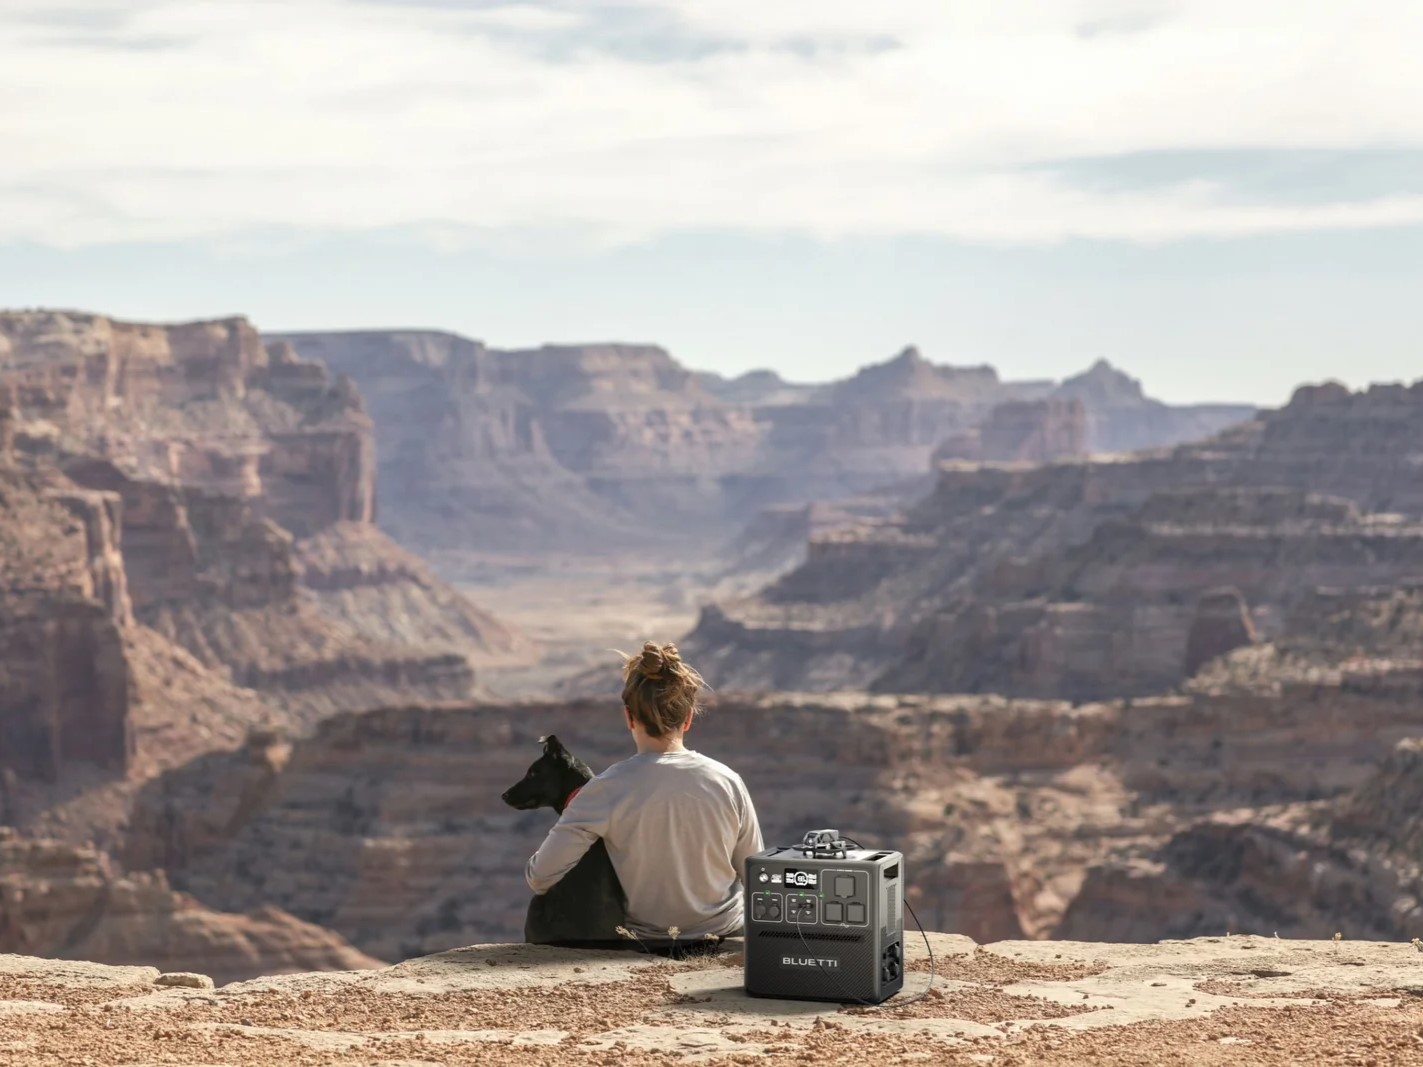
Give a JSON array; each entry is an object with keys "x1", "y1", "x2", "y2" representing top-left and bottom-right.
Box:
[{"x1": 540, "y1": 734, "x2": 562, "y2": 752}]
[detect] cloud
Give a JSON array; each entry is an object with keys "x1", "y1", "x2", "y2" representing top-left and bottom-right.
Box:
[{"x1": 3, "y1": 0, "x2": 1423, "y2": 249}]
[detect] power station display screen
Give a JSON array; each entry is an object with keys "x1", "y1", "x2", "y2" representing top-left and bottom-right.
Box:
[{"x1": 783, "y1": 868, "x2": 818, "y2": 889}]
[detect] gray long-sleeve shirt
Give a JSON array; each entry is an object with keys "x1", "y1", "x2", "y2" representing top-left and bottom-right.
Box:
[{"x1": 524, "y1": 749, "x2": 764, "y2": 939}]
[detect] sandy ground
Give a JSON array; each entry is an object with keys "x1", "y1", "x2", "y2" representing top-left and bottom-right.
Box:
[{"x1": 5, "y1": 934, "x2": 1423, "y2": 1065}]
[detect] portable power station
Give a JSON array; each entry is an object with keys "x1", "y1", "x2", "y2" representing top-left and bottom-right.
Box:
[{"x1": 743, "y1": 829, "x2": 905, "y2": 1004}]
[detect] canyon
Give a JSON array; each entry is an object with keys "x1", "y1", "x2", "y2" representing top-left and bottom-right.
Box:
[
  {"x1": 0, "y1": 311, "x2": 522, "y2": 771},
  {"x1": 6, "y1": 303, "x2": 1423, "y2": 990},
  {"x1": 0, "y1": 310, "x2": 528, "y2": 976},
  {"x1": 267, "y1": 331, "x2": 1251, "y2": 563},
  {"x1": 686, "y1": 380, "x2": 1423, "y2": 699},
  {"x1": 106, "y1": 621, "x2": 1423, "y2": 961}
]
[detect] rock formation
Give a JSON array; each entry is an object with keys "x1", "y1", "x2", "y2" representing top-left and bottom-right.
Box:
[
  {"x1": 113, "y1": 625, "x2": 1423, "y2": 958},
  {"x1": 688, "y1": 379, "x2": 1423, "y2": 697},
  {"x1": 0, "y1": 311, "x2": 524, "y2": 751},
  {"x1": 934, "y1": 398, "x2": 1088, "y2": 465},
  {"x1": 1054, "y1": 359, "x2": 1254, "y2": 453},
  {"x1": 268, "y1": 331, "x2": 1251, "y2": 559},
  {"x1": 0, "y1": 829, "x2": 382, "y2": 985},
  {"x1": 0, "y1": 470, "x2": 134, "y2": 783}
]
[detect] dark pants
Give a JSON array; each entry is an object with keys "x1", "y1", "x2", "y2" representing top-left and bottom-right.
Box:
[{"x1": 548, "y1": 927, "x2": 743, "y2": 958}]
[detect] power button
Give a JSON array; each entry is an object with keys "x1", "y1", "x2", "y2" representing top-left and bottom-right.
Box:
[{"x1": 757, "y1": 870, "x2": 769, "y2": 883}]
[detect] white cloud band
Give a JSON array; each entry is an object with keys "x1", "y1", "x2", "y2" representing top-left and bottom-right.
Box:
[{"x1": 4, "y1": 0, "x2": 1423, "y2": 249}]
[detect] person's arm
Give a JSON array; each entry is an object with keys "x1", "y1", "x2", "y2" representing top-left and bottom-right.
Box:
[
  {"x1": 730, "y1": 776, "x2": 764, "y2": 883},
  {"x1": 525, "y1": 785, "x2": 610, "y2": 895}
]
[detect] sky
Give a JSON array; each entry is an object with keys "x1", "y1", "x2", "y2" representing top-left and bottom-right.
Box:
[{"x1": 2, "y1": 0, "x2": 1421, "y2": 405}]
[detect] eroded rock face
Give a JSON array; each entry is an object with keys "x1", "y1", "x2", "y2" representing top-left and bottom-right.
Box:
[
  {"x1": 268, "y1": 332, "x2": 1250, "y2": 558},
  {"x1": 118, "y1": 655, "x2": 1423, "y2": 958},
  {"x1": 1, "y1": 312, "x2": 522, "y2": 744},
  {"x1": 690, "y1": 380, "x2": 1423, "y2": 698},
  {"x1": 0, "y1": 472, "x2": 133, "y2": 782},
  {"x1": 0, "y1": 829, "x2": 383, "y2": 984},
  {"x1": 1061, "y1": 737, "x2": 1423, "y2": 944},
  {"x1": 0, "y1": 312, "x2": 374, "y2": 537},
  {"x1": 935, "y1": 398, "x2": 1088, "y2": 465},
  {"x1": 1053, "y1": 359, "x2": 1254, "y2": 454}
]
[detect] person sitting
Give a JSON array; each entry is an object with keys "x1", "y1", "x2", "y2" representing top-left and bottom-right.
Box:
[{"x1": 524, "y1": 641, "x2": 763, "y2": 946}]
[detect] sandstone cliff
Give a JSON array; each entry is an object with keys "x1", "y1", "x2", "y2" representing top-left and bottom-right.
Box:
[
  {"x1": 0, "y1": 829, "x2": 382, "y2": 985},
  {"x1": 1, "y1": 310, "x2": 524, "y2": 744},
  {"x1": 935, "y1": 397, "x2": 1088, "y2": 465},
  {"x1": 269, "y1": 331, "x2": 1250, "y2": 560},
  {"x1": 114, "y1": 633, "x2": 1423, "y2": 959},
  {"x1": 688, "y1": 378, "x2": 1423, "y2": 697},
  {"x1": 0, "y1": 469, "x2": 136, "y2": 784},
  {"x1": 0, "y1": 312, "x2": 374, "y2": 536},
  {"x1": 1059, "y1": 736, "x2": 1423, "y2": 945},
  {"x1": 1054, "y1": 359, "x2": 1254, "y2": 453}
]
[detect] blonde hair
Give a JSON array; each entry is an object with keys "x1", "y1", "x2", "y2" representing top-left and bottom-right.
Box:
[{"x1": 619, "y1": 641, "x2": 705, "y2": 738}]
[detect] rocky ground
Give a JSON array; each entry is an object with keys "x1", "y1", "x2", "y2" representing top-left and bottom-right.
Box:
[{"x1": 5, "y1": 934, "x2": 1423, "y2": 1066}]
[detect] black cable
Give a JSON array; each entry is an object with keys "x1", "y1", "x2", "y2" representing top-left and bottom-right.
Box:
[{"x1": 777, "y1": 836, "x2": 937, "y2": 1010}]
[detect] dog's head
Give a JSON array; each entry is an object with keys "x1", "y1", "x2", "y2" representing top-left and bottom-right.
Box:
[{"x1": 501, "y1": 734, "x2": 593, "y2": 812}]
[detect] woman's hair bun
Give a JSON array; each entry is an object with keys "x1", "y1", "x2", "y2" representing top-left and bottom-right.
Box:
[
  {"x1": 637, "y1": 641, "x2": 682, "y2": 680},
  {"x1": 619, "y1": 641, "x2": 706, "y2": 738}
]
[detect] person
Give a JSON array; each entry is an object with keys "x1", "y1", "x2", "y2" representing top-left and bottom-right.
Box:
[{"x1": 524, "y1": 641, "x2": 763, "y2": 943}]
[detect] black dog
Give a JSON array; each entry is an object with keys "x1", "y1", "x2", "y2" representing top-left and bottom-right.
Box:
[{"x1": 501, "y1": 735, "x2": 629, "y2": 946}]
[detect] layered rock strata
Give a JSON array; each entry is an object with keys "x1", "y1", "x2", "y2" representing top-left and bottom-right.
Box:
[
  {"x1": 0, "y1": 829, "x2": 382, "y2": 984},
  {"x1": 689, "y1": 379, "x2": 1423, "y2": 696},
  {"x1": 121, "y1": 652, "x2": 1423, "y2": 958},
  {"x1": 1, "y1": 311, "x2": 521, "y2": 749},
  {"x1": 269, "y1": 331, "x2": 1250, "y2": 558}
]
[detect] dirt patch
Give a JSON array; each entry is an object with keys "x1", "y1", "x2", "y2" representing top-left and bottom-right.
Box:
[
  {"x1": 909, "y1": 948, "x2": 1109, "y2": 984},
  {"x1": 0, "y1": 977, "x2": 155, "y2": 1009},
  {"x1": 973, "y1": 998, "x2": 1423, "y2": 1066},
  {"x1": 4, "y1": 988, "x2": 1423, "y2": 1066},
  {"x1": 1194, "y1": 978, "x2": 1417, "y2": 1001},
  {"x1": 0, "y1": 1008, "x2": 318, "y2": 1067},
  {"x1": 842, "y1": 985, "x2": 1105, "y2": 1024},
  {"x1": 165, "y1": 974, "x2": 681, "y2": 1037}
]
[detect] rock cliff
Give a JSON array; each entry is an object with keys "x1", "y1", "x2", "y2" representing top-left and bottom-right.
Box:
[
  {"x1": 1054, "y1": 359, "x2": 1254, "y2": 453},
  {"x1": 1, "y1": 310, "x2": 524, "y2": 750},
  {"x1": 269, "y1": 331, "x2": 1251, "y2": 559},
  {"x1": 0, "y1": 470, "x2": 134, "y2": 783},
  {"x1": 935, "y1": 398, "x2": 1088, "y2": 465},
  {"x1": 0, "y1": 312, "x2": 374, "y2": 536},
  {"x1": 688, "y1": 378, "x2": 1423, "y2": 697},
  {"x1": 0, "y1": 829, "x2": 382, "y2": 985},
  {"x1": 113, "y1": 637, "x2": 1423, "y2": 959}
]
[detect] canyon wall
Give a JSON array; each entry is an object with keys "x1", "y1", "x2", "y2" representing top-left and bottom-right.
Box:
[
  {"x1": 2, "y1": 310, "x2": 543, "y2": 980},
  {"x1": 1, "y1": 312, "x2": 524, "y2": 751},
  {"x1": 0, "y1": 471, "x2": 133, "y2": 783},
  {"x1": 118, "y1": 641, "x2": 1423, "y2": 959},
  {"x1": 269, "y1": 331, "x2": 1251, "y2": 559},
  {"x1": 688, "y1": 379, "x2": 1423, "y2": 697},
  {"x1": 0, "y1": 828, "x2": 382, "y2": 984}
]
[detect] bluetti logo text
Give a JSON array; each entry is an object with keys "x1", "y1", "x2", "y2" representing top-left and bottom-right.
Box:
[{"x1": 781, "y1": 956, "x2": 839, "y2": 969}]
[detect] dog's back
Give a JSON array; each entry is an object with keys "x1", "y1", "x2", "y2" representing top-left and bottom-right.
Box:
[{"x1": 524, "y1": 837, "x2": 628, "y2": 946}]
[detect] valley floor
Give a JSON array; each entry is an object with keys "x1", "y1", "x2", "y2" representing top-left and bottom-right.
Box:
[
  {"x1": 5, "y1": 934, "x2": 1423, "y2": 1066},
  {"x1": 447, "y1": 550, "x2": 751, "y2": 700}
]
